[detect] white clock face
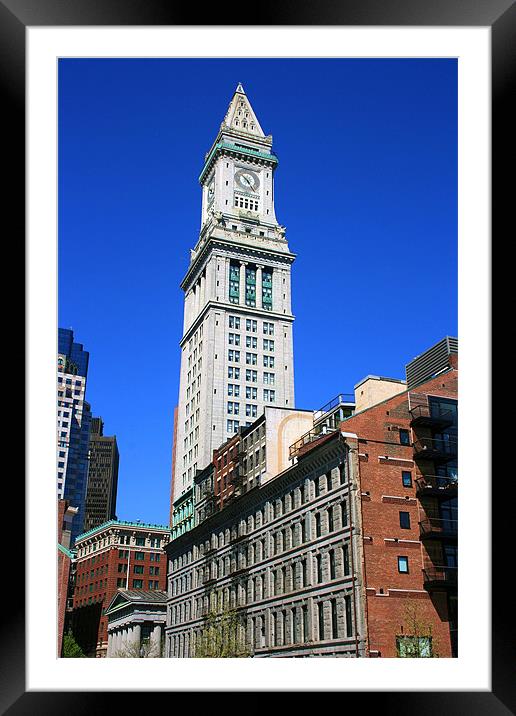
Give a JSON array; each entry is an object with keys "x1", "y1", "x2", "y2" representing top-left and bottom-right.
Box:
[{"x1": 234, "y1": 169, "x2": 260, "y2": 193}]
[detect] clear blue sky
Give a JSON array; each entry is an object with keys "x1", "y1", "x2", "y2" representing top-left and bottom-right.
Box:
[{"x1": 58, "y1": 58, "x2": 457, "y2": 526}]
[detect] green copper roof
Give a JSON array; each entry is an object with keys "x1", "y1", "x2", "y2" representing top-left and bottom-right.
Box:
[
  {"x1": 199, "y1": 141, "x2": 278, "y2": 184},
  {"x1": 58, "y1": 543, "x2": 75, "y2": 559},
  {"x1": 75, "y1": 519, "x2": 171, "y2": 543}
]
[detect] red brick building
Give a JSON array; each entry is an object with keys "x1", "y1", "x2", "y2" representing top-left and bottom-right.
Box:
[
  {"x1": 72, "y1": 520, "x2": 171, "y2": 657},
  {"x1": 213, "y1": 433, "x2": 242, "y2": 509},
  {"x1": 57, "y1": 499, "x2": 77, "y2": 656},
  {"x1": 340, "y1": 347, "x2": 458, "y2": 657}
]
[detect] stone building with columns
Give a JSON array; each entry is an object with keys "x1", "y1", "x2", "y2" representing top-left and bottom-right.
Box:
[
  {"x1": 106, "y1": 589, "x2": 167, "y2": 658},
  {"x1": 171, "y1": 83, "x2": 296, "y2": 519},
  {"x1": 165, "y1": 431, "x2": 368, "y2": 658}
]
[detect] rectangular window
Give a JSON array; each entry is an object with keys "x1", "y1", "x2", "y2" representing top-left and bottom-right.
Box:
[
  {"x1": 399, "y1": 511, "x2": 411, "y2": 529},
  {"x1": 318, "y1": 602, "x2": 325, "y2": 641},
  {"x1": 229, "y1": 316, "x2": 240, "y2": 329},
  {"x1": 345, "y1": 595, "x2": 353, "y2": 637},
  {"x1": 262, "y1": 269, "x2": 273, "y2": 310},
  {"x1": 134, "y1": 564, "x2": 144, "y2": 574},
  {"x1": 316, "y1": 553, "x2": 323, "y2": 582},
  {"x1": 402, "y1": 471, "x2": 412, "y2": 487},
  {"x1": 245, "y1": 267, "x2": 256, "y2": 307},
  {"x1": 135, "y1": 537, "x2": 145, "y2": 546},
  {"x1": 329, "y1": 550, "x2": 336, "y2": 580},
  {"x1": 229, "y1": 263, "x2": 240, "y2": 304},
  {"x1": 135, "y1": 552, "x2": 145, "y2": 561},
  {"x1": 132, "y1": 579, "x2": 143, "y2": 589},
  {"x1": 343, "y1": 544, "x2": 350, "y2": 575},
  {"x1": 331, "y1": 599, "x2": 338, "y2": 639},
  {"x1": 399, "y1": 429, "x2": 410, "y2": 445},
  {"x1": 398, "y1": 556, "x2": 409, "y2": 573}
]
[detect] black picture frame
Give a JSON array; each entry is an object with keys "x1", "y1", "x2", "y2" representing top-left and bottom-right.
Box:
[{"x1": 6, "y1": 0, "x2": 509, "y2": 712}]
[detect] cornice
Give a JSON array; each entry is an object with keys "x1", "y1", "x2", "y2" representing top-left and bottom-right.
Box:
[
  {"x1": 165, "y1": 437, "x2": 349, "y2": 555},
  {"x1": 199, "y1": 141, "x2": 278, "y2": 186},
  {"x1": 181, "y1": 234, "x2": 295, "y2": 292}
]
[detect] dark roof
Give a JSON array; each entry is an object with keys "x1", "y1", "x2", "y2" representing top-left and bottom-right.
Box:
[
  {"x1": 105, "y1": 589, "x2": 168, "y2": 614},
  {"x1": 116, "y1": 589, "x2": 167, "y2": 603}
]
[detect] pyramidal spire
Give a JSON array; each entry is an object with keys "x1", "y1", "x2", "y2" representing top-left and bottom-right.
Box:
[{"x1": 222, "y1": 83, "x2": 265, "y2": 138}]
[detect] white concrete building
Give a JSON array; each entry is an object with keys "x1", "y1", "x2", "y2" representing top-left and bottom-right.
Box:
[{"x1": 172, "y1": 84, "x2": 296, "y2": 506}]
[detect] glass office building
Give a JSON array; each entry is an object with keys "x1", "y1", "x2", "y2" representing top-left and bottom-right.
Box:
[{"x1": 57, "y1": 328, "x2": 92, "y2": 545}]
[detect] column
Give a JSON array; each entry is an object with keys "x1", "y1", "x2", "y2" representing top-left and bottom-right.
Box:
[
  {"x1": 239, "y1": 261, "x2": 247, "y2": 306},
  {"x1": 150, "y1": 624, "x2": 163, "y2": 657},
  {"x1": 132, "y1": 623, "x2": 141, "y2": 653},
  {"x1": 195, "y1": 281, "x2": 200, "y2": 315},
  {"x1": 272, "y1": 267, "x2": 281, "y2": 313},
  {"x1": 114, "y1": 629, "x2": 121, "y2": 656},
  {"x1": 255, "y1": 265, "x2": 263, "y2": 309},
  {"x1": 308, "y1": 597, "x2": 315, "y2": 642},
  {"x1": 205, "y1": 257, "x2": 213, "y2": 304},
  {"x1": 200, "y1": 272, "x2": 206, "y2": 310},
  {"x1": 106, "y1": 632, "x2": 112, "y2": 657}
]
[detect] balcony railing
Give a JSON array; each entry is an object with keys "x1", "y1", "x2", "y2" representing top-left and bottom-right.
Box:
[
  {"x1": 419, "y1": 517, "x2": 458, "y2": 541},
  {"x1": 423, "y1": 566, "x2": 458, "y2": 589},
  {"x1": 415, "y1": 474, "x2": 458, "y2": 497},
  {"x1": 289, "y1": 415, "x2": 345, "y2": 459},
  {"x1": 413, "y1": 437, "x2": 458, "y2": 461},
  {"x1": 313, "y1": 393, "x2": 355, "y2": 422},
  {"x1": 409, "y1": 405, "x2": 455, "y2": 428}
]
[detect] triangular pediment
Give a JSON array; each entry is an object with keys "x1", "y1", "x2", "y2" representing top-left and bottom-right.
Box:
[
  {"x1": 105, "y1": 589, "x2": 130, "y2": 614},
  {"x1": 222, "y1": 83, "x2": 265, "y2": 138}
]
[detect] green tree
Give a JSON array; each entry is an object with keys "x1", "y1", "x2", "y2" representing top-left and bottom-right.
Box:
[
  {"x1": 396, "y1": 600, "x2": 440, "y2": 658},
  {"x1": 193, "y1": 607, "x2": 251, "y2": 658},
  {"x1": 61, "y1": 630, "x2": 86, "y2": 658}
]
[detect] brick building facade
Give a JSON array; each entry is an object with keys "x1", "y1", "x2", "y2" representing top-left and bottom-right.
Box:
[
  {"x1": 57, "y1": 499, "x2": 77, "y2": 656},
  {"x1": 71, "y1": 520, "x2": 171, "y2": 657},
  {"x1": 336, "y1": 350, "x2": 458, "y2": 657}
]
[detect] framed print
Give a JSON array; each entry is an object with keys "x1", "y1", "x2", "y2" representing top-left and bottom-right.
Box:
[{"x1": 4, "y1": 0, "x2": 511, "y2": 712}]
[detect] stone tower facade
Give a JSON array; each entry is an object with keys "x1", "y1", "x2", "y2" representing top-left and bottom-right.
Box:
[{"x1": 172, "y1": 84, "x2": 296, "y2": 506}]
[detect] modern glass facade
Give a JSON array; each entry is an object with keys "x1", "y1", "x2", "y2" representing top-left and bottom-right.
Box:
[{"x1": 58, "y1": 327, "x2": 90, "y2": 377}]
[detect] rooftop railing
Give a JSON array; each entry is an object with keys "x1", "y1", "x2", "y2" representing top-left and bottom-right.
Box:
[{"x1": 313, "y1": 393, "x2": 355, "y2": 421}]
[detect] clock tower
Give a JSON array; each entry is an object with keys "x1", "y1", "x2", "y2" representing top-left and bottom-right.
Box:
[{"x1": 171, "y1": 83, "x2": 296, "y2": 509}]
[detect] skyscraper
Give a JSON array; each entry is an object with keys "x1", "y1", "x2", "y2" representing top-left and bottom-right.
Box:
[
  {"x1": 83, "y1": 417, "x2": 120, "y2": 532},
  {"x1": 57, "y1": 328, "x2": 92, "y2": 545},
  {"x1": 171, "y1": 84, "x2": 296, "y2": 512}
]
